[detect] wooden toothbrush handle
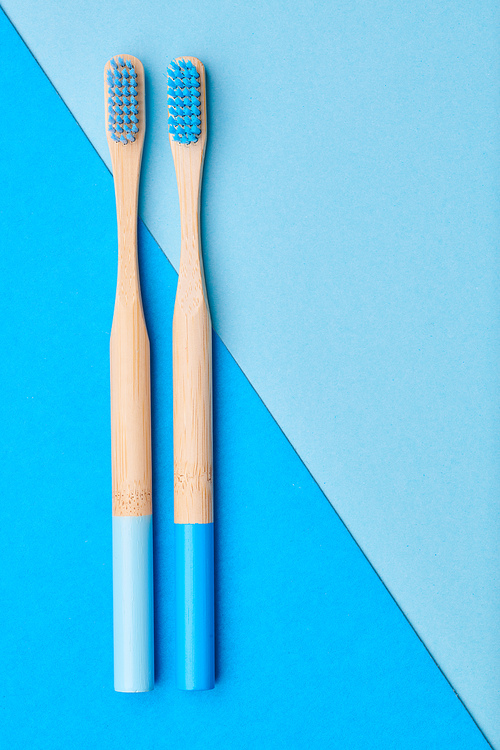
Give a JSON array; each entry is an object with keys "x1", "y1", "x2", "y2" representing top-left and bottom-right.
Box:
[
  {"x1": 110, "y1": 297, "x2": 152, "y2": 516},
  {"x1": 173, "y1": 299, "x2": 213, "y2": 524}
]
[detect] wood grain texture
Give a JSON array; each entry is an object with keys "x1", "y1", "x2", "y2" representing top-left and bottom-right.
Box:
[
  {"x1": 170, "y1": 58, "x2": 213, "y2": 524},
  {"x1": 105, "y1": 56, "x2": 152, "y2": 517}
]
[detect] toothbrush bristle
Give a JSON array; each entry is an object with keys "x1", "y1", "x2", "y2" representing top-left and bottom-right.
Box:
[
  {"x1": 167, "y1": 59, "x2": 201, "y2": 144},
  {"x1": 107, "y1": 57, "x2": 139, "y2": 145}
]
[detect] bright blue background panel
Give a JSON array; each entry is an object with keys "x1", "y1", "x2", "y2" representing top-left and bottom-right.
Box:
[
  {"x1": 0, "y1": 9, "x2": 491, "y2": 750},
  {"x1": 2, "y1": 2, "x2": 499, "y2": 739}
]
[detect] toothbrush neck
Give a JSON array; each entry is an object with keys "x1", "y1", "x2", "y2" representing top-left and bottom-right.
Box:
[
  {"x1": 178, "y1": 173, "x2": 203, "y2": 276},
  {"x1": 113, "y1": 164, "x2": 141, "y2": 302}
]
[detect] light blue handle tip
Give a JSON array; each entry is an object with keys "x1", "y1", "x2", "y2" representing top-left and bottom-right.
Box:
[{"x1": 112, "y1": 515, "x2": 154, "y2": 692}]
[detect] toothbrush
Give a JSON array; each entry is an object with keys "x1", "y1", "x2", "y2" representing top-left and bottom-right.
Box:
[
  {"x1": 105, "y1": 55, "x2": 153, "y2": 692},
  {"x1": 168, "y1": 57, "x2": 214, "y2": 691}
]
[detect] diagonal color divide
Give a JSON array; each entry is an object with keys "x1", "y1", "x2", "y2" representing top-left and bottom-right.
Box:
[{"x1": 0, "y1": 4, "x2": 498, "y2": 748}]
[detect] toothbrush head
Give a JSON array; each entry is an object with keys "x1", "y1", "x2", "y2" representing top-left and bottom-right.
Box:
[
  {"x1": 105, "y1": 55, "x2": 142, "y2": 145},
  {"x1": 167, "y1": 58, "x2": 204, "y2": 144}
]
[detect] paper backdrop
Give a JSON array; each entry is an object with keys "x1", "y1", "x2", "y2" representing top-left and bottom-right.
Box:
[{"x1": 0, "y1": 2, "x2": 498, "y2": 747}]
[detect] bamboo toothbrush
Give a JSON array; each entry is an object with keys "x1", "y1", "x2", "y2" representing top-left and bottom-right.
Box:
[
  {"x1": 168, "y1": 57, "x2": 214, "y2": 691},
  {"x1": 105, "y1": 55, "x2": 153, "y2": 693}
]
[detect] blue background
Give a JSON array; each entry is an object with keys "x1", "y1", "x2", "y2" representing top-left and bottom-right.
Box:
[{"x1": 0, "y1": 2, "x2": 498, "y2": 748}]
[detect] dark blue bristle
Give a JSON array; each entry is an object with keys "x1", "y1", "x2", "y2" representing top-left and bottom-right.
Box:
[
  {"x1": 167, "y1": 60, "x2": 203, "y2": 144},
  {"x1": 107, "y1": 58, "x2": 139, "y2": 145}
]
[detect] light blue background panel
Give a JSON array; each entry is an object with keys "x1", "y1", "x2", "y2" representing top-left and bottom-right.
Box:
[
  {"x1": 0, "y1": 9, "x2": 492, "y2": 749},
  {"x1": 2, "y1": 1, "x2": 498, "y2": 741}
]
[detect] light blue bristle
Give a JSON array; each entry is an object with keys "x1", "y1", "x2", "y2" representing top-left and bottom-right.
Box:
[{"x1": 107, "y1": 58, "x2": 139, "y2": 145}]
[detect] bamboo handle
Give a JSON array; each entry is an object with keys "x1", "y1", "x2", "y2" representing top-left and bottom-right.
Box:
[
  {"x1": 172, "y1": 169, "x2": 212, "y2": 523},
  {"x1": 110, "y1": 298, "x2": 152, "y2": 516},
  {"x1": 171, "y1": 58, "x2": 212, "y2": 525},
  {"x1": 106, "y1": 56, "x2": 151, "y2": 518},
  {"x1": 173, "y1": 287, "x2": 212, "y2": 523}
]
